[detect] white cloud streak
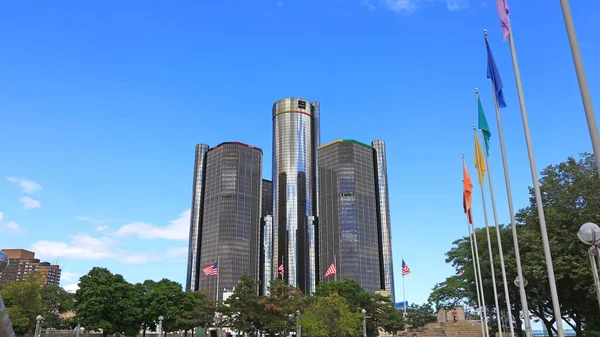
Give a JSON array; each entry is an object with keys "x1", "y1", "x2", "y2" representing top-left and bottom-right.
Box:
[
  {"x1": 6, "y1": 177, "x2": 43, "y2": 194},
  {"x1": 20, "y1": 197, "x2": 41, "y2": 210},
  {"x1": 115, "y1": 209, "x2": 190, "y2": 241}
]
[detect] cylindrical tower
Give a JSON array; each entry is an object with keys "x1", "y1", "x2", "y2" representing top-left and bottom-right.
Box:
[
  {"x1": 372, "y1": 140, "x2": 396, "y2": 303},
  {"x1": 272, "y1": 97, "x2": 319, "y2": 292},
  {"x1": 186, "y1": 143, "x2": 210, "y2": 292}
]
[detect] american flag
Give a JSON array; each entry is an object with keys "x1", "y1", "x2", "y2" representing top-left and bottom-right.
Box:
[
  {"x1": 203, "y1": 262, "x2": 218, "y2": 276},
  {"x1": 324, "y1": 257, "x2": 336, "y2": 277},
  {"x1": 401, "y1": 259, "x2": 410, "y2": 276},
  {"x1": 278, "y1": 263, "x2": 284, "y2": 276}
]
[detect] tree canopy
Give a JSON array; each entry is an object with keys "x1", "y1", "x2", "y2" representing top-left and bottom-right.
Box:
[{"x1": 437, "y1": 153, "x2": 600, "y2": 337}]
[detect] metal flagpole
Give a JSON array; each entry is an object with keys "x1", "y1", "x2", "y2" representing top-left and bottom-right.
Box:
[
  {"x1": 473, "y1": 126, "x2": 504, "y2": 337},
  {"x1": 558, "y1": 0, "x2": 600, "y2": 178},
  {"x1": 334, "y1": 255, "x2": 337, "y2": 282},
  {"x1": 504, "y1": 25, "x2": 565, "y2": 337},
  {"x1": 466, "y1": 213, "x2": 486, "y2": 337},
  {"x1": 477, "y1": 89, "x2": 515, "y2": 337},
  {"x1": 462, "y1": 153, "x2": 487, "y2": 337},
  {"x1": 402, "y1": 256, "x2": 407, "y2": 315},
  {"x1": 484, "y1": 30, "x2": 533, "y2": 337},
  {"x1": 470, "y1": 221, "x2": 490, "y2": 337},
  {"x1": 215, "y1": 256, "x2": 220, "y2": 305}
]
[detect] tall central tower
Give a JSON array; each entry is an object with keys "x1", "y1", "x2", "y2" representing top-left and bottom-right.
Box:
[{"x1": 272, "y1": 98, "x2": 320, "y2": 293}]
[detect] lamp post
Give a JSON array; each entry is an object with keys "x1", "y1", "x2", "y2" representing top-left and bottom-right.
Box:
[
  {"x1": 296, "y1": 310, "x2": 301, "y2": 336},
  {"x1": 360, "y1": 308, "x2": 367, "y2": 337},
  {"x1": 513, "y1": 276, "x2": 530, "y2": 337},
  {"x1": 158, "y1": 316, "x2": 164, "y2": 337},
  {"x1": 34, "y1": 315, "x2": 43, "y2": 337},
  {"x1": 577, "y1": 222, "x2": 600, "y2": 308}
]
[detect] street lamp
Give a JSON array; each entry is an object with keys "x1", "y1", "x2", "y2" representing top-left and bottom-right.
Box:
[
  {"x1": 296, "y1": 310, "x2": 301, "y2": 336},
  {"x1": 577, "y1": 222, "x2": 600, "y2": 308},
  {"x1": 513, "y1": 276, "x2": 528, "y2": 288},
  {"x1": 360, "y1": 308, "x2": 367, "y2": 337},
  {"x1": 158, "y1": 316, "x2": 164, "y2": 337},
  {"x1": 34, "y1": 315, "x2": 43, "y2": 337}
]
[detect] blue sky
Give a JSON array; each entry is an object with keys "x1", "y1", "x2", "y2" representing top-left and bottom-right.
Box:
[{"x1": 0, "y1": 0, "x2": 598, "y2": 312}]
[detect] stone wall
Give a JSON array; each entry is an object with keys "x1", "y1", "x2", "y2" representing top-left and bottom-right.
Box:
[{"x1": 436, "y1": 306, "x2": 465, "y2": 323}]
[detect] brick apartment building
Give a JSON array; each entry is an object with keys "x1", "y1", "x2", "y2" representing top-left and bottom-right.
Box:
[{"x1": 0, "y1": 249, "x2": 61, "y2": 286}]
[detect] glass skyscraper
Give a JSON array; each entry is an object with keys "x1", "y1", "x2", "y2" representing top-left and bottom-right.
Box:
[
  {"x1": 260, "y1": 179, "x2": 273, "y2": 295},
  {"x1": 317, "y1": 139, "x2": 395, "y2": 301},
  {"x1": 272, "y1": 98, "x2": 320, "y2": 293},
  {"x1": 185, "y1": 142, "x2": 262, "y2": 303}
]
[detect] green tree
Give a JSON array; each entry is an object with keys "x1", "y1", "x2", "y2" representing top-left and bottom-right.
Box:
[
  {"x1": 41, "y1": 284, "x2": 75, "y2": 329},
  {"x1": 443, "y1": 154, "x2": 600, "y2": 337},
  {"x1": 299, "y1": 292, "x2": 362, "y2": 336},
  {"x1": 427, "y1": 275, "x2": 471, "y2": 311},
  {"x1": 139, "y1": 279, "x2": 187, "y2": 335},
  {"x1": 314, "y1": 279, "x2": 404, "y2": 336},
  {"x1": 515, "y1": 153, "x2": 600, "y2": 337},
  {"x1": 219, "y1": 274, "x2": 261, "y2": 333},
  {"x1": 404, "y1": 303, "x2": 437, "y2": 329},
  {"x1": 74, "y1": 267, "x2": 141, "y2": 337},
  {"x1": 259, "y1": 279, "x2": 303, "y2": 335},
  {"x1": 0, "y1": 272, "x2": 43, "y2": 336},
  {"x1": 180, "y1": 290, "x2": 215, "y2": 332}
]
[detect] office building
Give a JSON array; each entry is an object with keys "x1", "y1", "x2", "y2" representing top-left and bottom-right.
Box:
[
  {"x1": 372, "y1": 140, "x2": 396, "y2": 303},
  {"x1": 272, "y1": 98, "x2": 320, "y2": 293},
  {"x1": 185, "y1": 142, "x2": 263, "y2": 303},
  {"x1": 260, "y1": 180, "x2": 273, "y2": 295},
  {"x1": 317, "y1": 139, "x2": 395, "y2": 301},
  {"x1": 0, "y1": 249, "x2": 61, "y2": 286}
]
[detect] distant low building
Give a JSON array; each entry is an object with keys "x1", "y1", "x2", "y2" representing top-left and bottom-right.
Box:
[{"x1": 0, "y1": 249, "x2": 61, "y2": 286}]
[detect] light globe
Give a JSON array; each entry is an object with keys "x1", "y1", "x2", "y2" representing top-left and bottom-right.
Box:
[{"x1": 577, "y1": 222, "x2": 600, "y2": 246}]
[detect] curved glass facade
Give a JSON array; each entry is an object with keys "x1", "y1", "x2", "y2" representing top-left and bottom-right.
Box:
[
  {"x1": 186, "y1": 143, "x2": 209, "y2": 292},
  {"x1": 318, "y1": 141, "x2": 381, "y2": 293},
  {"x1": 198, "y1": 143, "x2": 262, "y2": 302},
  {"x1": 372, "y1": 140, "x2": 396, "y2": 303},
  {"x1": 272, "y1": 98, "x2": 319, "y2": 293}
]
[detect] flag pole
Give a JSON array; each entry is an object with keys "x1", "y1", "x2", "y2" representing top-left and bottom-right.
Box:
[
  {"x1": 558, "y1": 0, "x2": 600, "y2": 178},
  {"x1": 502, "y1": 26, "x2": 565, "y2": 337},
  {"x1": 402, "y1": 256, "x2": 407, "y2": 315},
  {"x1": 473, "y1": 125, "x2": 503, "y2": 337},
  {"x1": 466, "y1": 211, "x2": 485, "y2": 337},
  {"x1": 463, "y1": 154, "x2": 489, "y2": 337},
  {"x1": 484, "y1": 29, "x2": 534, "y2": 337},
  {"x1": 476, "y1": 88, "x2": 516, "y2": 337},
  {"x1": 334, "y1": 255, "x2": 337, "y2": 281},
  {"x1": 216, "y1": 256, "x2": 220, "y2": 305}
]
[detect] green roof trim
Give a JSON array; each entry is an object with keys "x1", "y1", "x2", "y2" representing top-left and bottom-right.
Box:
[{"x1": 318, "y1": 139, "x2": 372, "y2": 150}]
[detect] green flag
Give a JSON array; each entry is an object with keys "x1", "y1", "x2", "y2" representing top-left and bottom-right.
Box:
[{"x1": 478, "y1": 96, "x2": 491, "y2": 155}]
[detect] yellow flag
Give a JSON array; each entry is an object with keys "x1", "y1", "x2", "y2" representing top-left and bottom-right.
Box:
[{"x1": 474, "y1": 131, "x2": 487, "y2": 185}]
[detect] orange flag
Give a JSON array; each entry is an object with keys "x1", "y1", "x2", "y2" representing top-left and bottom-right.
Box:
[{"x1": 463, "y1": 161, "x2": 474, "y2": 224}]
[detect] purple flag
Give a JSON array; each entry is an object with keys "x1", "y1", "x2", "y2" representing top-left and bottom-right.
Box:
[{"x1": 495, "y1": 0, "x2": 511, "y2": 40}]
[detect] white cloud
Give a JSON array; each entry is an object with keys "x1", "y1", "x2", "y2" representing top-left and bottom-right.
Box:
[
  {"x1": 60, "y1": 272, "x2": 80, "y2": 283},
  {"x1": 372, "y1": 0, "x2": 468, "y2": 13},
  {"x1": 165, "y1": 246, "x2": 189, "y2": 259},
  {"x1": 446, "y1": 0, "x2": 468, "y2": 11},
  {"x1": 382, "y1": 0, "x2": 417, "y2": 13},
  {"x1": 0, "y1": 212, "x2": 3, "y2": 222},
  {"x1": 96, "y1": 225, "x2": 109, "y2": 231},
  {"x1": 20, "y1": 197, "x2": 41, "y2": 210},
  {"x1": 1, "y1": 221, "x2": 25, "y2": 234},
  {"x1": 32, "y1": 234, "x2": 118, "y2": 261},
  {"x1": 76, "y1": 216, "x2": 100, "y2": 223},
  {"x1": 115, "y1": 209, "x2": 190, "y2": 241},
  {"x1": 62, "y1": 284, "x2": 79, "y2": 293},
  {"x1": 6, "y1": 177, "x2": 43, "y2": 194}
]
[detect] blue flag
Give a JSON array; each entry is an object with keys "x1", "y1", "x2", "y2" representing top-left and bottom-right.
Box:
[{"x1": 485, "y1": 38, "x2": 507, "y2": 108}]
